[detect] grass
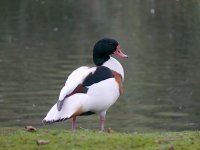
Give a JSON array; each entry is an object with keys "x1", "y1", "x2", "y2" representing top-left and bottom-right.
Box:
[{"x1": 0, "y1": 127, "x2": 200, "y2": 150}]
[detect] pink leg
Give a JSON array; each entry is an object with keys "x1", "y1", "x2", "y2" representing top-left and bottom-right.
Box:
[
  {"x1": 71, "y1": 116, "x2": 77, "y2": 130},
  {"x1": 100, "y1": 115, "x2": 106, "y2": 131}
]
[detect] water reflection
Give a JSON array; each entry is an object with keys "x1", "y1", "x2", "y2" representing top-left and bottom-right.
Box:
[{"x1": 0, "y1": 0, "x2": 200, "y2": 132}]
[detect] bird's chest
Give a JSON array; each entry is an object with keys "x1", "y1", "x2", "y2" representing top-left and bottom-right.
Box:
[{"x1": 112, "y1": 71, "x2": 123, "y2": 95}]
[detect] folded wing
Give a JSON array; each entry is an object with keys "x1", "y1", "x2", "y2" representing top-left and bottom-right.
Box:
[{"x1": 57, "y1": 66, "x2": 96, "y2": 110}]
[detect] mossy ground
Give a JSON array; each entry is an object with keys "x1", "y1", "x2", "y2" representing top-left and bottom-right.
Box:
[{"x1": 0, "y1": 127, "x2": 200, "y2": 150}]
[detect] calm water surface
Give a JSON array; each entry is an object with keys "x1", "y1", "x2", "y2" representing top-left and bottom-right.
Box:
[{"x1": 0, "y1": 0, "x2": 200, "y2": 132}]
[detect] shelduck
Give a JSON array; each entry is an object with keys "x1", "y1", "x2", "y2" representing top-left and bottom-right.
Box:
[{"x1": 42, "y1": 38, "x2": 128, "y2": 131}]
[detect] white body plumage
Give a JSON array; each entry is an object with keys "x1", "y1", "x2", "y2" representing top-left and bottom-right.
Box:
[{"x1": 43, "y1": 57, "x2": 124, "y2": 123}]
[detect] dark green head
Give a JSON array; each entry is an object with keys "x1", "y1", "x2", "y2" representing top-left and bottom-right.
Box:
[{"x1": 93, "y1": 38, "x2": 119, "y2": 66}]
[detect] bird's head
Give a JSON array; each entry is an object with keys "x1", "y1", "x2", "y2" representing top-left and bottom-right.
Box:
[{"x1": 93, "y1": 38, "x2": 128, "y2": 66}]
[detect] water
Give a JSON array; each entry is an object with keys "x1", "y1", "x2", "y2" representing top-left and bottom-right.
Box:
[{"x1": 0, "y1": 0, "x2": 200, "y2": 132}]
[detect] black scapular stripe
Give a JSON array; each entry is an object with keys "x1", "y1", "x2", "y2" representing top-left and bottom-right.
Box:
[{"x1": 82, "y1": 66, "x2": 113, "y2": 86}]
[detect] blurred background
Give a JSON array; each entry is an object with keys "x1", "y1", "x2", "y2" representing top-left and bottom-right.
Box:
[{"x1": 0, "y1": 0, "x2": 200, "y2": 132}]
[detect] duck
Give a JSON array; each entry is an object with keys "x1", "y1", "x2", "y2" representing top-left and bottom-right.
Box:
[{"x1": 42, "y1": 38, "x2": 128, "y2": 131}]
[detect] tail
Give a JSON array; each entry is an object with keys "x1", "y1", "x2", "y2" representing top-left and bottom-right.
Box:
[
  {"x1": 42, "y1": 102, "x2": 71, "y2": 124},
  {"x1": 42, "y1": 94, "x2": 89, "y2": 124}
]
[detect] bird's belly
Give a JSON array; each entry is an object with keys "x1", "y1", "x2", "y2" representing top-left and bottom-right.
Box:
[{"x1": 86, "y1": 78, "x2": 120, "y2": 112}]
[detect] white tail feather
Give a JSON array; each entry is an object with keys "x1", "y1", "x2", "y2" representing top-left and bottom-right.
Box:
[{"x1": 43, "y1": 94, "x2": 89, "y2": 123}]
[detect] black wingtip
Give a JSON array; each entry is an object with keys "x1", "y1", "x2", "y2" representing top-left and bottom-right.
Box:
[{"x1": 57, "y1": 100, "x2": 64, "y2": 111}]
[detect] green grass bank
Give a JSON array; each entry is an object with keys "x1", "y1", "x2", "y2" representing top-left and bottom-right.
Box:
[{"x1": 0, "y1": 127, "x2": 200, "y2": 150}]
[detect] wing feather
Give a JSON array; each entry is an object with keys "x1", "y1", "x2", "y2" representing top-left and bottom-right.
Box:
[{"x1": 58, "y1": 66, "x2": 96, "y2": 101}]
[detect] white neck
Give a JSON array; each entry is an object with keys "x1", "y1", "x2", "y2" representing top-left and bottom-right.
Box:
[{"x1": 102, "y1": 57, "x2": 124, "y2": 80}]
